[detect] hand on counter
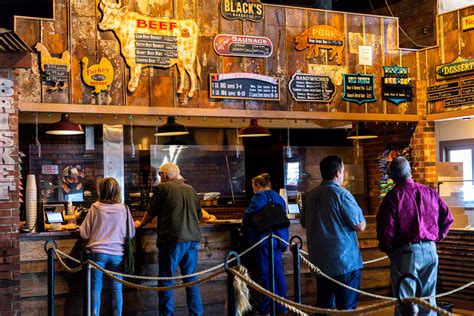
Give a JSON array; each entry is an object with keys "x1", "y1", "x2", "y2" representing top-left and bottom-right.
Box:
[{"x1": 134, "y1": 220, "x2": 142, "y2": 229}]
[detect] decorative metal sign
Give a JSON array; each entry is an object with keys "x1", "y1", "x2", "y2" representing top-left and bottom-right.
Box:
[
  {"x1": 0, "y1": 78, "x2": 16, "y2": 200},
  {"x1": 295, "y1": 25, "x2": 345, "y2": 65},
  {"x1": 342, "y1": 73, "x2": 376, "y2": 104},
  {"x1": 213, "y1": 34, "x2": 272, "y2": 58},
  {"x1": 289, "y1": 73, "x2": 335, "y2": 102},
  {"x1": 427, "y1": 77, "x2": 474, "y2": 108},
  {"x1": 436, "y1": 56, "x2": 474, "y2": 80},
  {"x1": 210, "y1": 73, "x2": 280, "y2": 101},
  {"x1": 98, "y1": 0, "x2": 200, "y2": 97},
  {"x1": 381, "y1": 65, "x2": 412, "y2": 105},
  {"x1": 221, "y1": 0, "x2": 264, "y2": 22},
  {"x1": 35, "y1": 43, "x2": 70, "y2": 92},
  {"x1": 81, "y1": 56, "x2": 114, "y2": 93},
  {"x1": 462, "y1": 15, "x2": 474, "y2": 31}
]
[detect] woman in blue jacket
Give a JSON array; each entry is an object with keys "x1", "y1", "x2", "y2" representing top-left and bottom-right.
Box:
[{"x1": 242, "y1": 173, "x2": 289, "y2": 314}]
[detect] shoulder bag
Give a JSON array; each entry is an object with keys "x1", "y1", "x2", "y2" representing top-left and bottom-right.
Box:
[
  {"x1": 123, "y1": 205, "x2": 135, "y2": 274},
  {"x1": 250, "y1": 192, "x2": 290, "y2": 234}
]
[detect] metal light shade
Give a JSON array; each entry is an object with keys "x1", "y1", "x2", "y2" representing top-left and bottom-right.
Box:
[
  {"x1": 154, "y1": 116, "x2": 189, "y2": 136},
  {"x1": 346, "y1": 123, "x2": 378, "y2": 140},
  {"x1": 46, "y1": 113, "x2": 84, "y2": 135},
  {"x1": 238, "y1": 119, "x2": 270, "y2": 137}
]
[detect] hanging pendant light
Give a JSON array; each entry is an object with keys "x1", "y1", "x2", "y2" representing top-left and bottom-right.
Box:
[
  {"x1": 346, "y1": 122, "x2": 378, "y2": 140},
  {"x1": 238, "y1": 119, "x2": 270, "y2": 137},
  {"x1": 46, "y1": 113, "x2": 84, "y2": 135},
  {"x1": 154, "y1": 116, "x2": 189, "y2": 136}
]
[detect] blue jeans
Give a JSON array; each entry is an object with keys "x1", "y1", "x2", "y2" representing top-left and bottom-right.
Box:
[
  {"x1": 254, "y1": 244, "x2": 287, "y2": 313},
  {"x1": 157, "y1": 241, "x2": 203, "y2": 316},
  {"x1": 316, "y1": 269, "x2": 361, "y2": 315},
  {"x1": 90, "y1": 252, "x2": 123, "y2": 316},
  {"x1": 390, "y1": 241, "x2": 438, "y2": 316}
]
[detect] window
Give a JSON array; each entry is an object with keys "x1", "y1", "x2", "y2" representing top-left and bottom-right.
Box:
[{"x1": 441, "y1": 140, "x2": 474, "y2": 180}]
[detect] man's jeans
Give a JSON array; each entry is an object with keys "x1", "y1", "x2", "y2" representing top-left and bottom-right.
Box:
[
  {"x1": 157, "y1": 241, "x2": 203, "y2": 316},
  {"x1": 390, "y1": 241, "x2": 438, "y2": 316},
  {"x1": 90, "y1": 253, "x2": 123, "y2": 316},
  {"x1": 316, "y1": 269, "x2": 361, "y2": 315}
]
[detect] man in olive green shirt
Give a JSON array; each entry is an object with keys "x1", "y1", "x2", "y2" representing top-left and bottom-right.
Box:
[{"x1": 135, "y1": 163, "x2": 203, "y2": 316}]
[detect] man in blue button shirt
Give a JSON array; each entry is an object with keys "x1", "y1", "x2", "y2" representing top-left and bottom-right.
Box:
[{"x1": 301, "y1": 155, "x2": 366, "y2": 313}]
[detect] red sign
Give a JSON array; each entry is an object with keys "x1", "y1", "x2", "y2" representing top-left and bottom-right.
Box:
[
  {"x1": 42, "y1": 165, "x2": 59, "y2": 175},
  {"x1": 213, "y1": 34, "x2": 272, "y2": 58}
]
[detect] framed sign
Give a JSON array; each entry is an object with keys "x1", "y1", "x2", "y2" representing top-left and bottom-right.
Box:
[
  {"x1": 382, "y1": 65, "x2": 412, "y2": 105},
  {"x1": 214, "y1": 34, "x2": 272, "y2": 58},
  {"x1": 210, "y1": 73, "x2": 280, "y2": 101},
  {"x1": 295, "y1": 25, "x2": 345, "y2": 65},
  {"x1": 289, "y1": 73, "x2": 335, "y2": 102},
  {"x1": 436, "y1": 56, "x2": 474, "y2": 80},
  {"x1": 35, "y1": 43, "x2": 70, "y2": 92},
  {"x1": 342, "y1": 73, "x2": 376, "y2": 104},
  {"x1": 221, "y1": 0, "x2": 264, "y2": 22}
]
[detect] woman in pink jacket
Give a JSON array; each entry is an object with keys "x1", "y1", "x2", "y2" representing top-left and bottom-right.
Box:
[{"x1": 80, "y1": 177, "x2": 135, "y2": 316}]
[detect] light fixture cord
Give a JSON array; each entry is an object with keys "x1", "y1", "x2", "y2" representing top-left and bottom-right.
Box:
[
  {"x1": 129, "y1": 115, "x2": 135, "y2": 158},
  {"x1": 35, "y1": 113, "x2": 41, "y2": 157},
  {"x1": 356, "y1": 123, "x2": 360, "y2": 158},
  {"x1": 235, "y1": 127, "x2": 241, "y2": 159},
  {"x1": 286, "y1": 127, "x2": 292, "y2": 158}
]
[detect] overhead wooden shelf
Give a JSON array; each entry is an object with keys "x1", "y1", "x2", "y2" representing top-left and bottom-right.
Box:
[
  {"x1": 19, "y1": 102, "x2": 422, "y2": 128},
  {"x1": 426, "y1": 108, "x2": 474, "y2": 121}
]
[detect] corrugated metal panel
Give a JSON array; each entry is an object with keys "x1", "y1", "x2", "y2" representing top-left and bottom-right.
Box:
[
  {"x1": 103, "y1": 125, "x2": 125, "y2": 202},
  {"x1": 0, "y1": 28, "x2": 32, "y2": 52}
]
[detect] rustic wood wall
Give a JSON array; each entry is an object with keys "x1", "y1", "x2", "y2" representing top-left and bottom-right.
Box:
[{"x1": 15, "y1": 0, "x2": 422, "y2": 116}]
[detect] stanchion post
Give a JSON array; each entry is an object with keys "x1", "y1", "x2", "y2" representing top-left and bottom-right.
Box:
[
  {"x1": 268, "y1": 233, "x2": 275, "y2": 316},
  {"x1": 224, "y1": 251, "x2": 240, "y2": 316},
  {"x1": 87, "y1": 262, "x2": 92, "y2": 316},
  {"x1": 44, "y1": 240, "x2": 57, "y2": 316},
  {"x1": 290, "y1": 236, "x2": 303, "y2": 304}
]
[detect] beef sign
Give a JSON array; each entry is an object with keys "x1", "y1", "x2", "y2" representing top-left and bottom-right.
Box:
[{"x1": 98, "y1": 0, "x2": 201, "y2": 97}]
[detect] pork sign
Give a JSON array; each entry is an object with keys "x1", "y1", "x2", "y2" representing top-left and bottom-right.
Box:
[{"x1": 98, "y1": 0, "x2": 201, "y2": 97}]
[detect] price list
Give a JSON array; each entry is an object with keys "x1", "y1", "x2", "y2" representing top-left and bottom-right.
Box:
[
  {"x1": 135, "y1": 33, "x2": 178, "y2": 66},
  {"x1": 210, "y1": 73, "x2": 280, "y2": 101}
]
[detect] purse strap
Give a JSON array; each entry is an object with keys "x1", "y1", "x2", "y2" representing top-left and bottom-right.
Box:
[
  {"x1": 264, "y1": 191, "x2": 275, "y2": 207},
  {"x1": 125, "y1": 204, "x2": 130, "y2": 239}
]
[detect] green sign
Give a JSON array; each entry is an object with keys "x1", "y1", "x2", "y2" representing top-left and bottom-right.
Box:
[{"x1": 436, "y1": 56, "x2": 474, "y2": 80}]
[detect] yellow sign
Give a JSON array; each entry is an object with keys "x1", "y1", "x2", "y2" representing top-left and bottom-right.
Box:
[
  {"x1": 35, "y1": 43, "x2": 71, "y2": 92},
  {"x1": 462, "y1": 15, "x2": 474, "y2": 31},
  {"x1": 81, "y1": 56, "x2": 114, "y2": 93},
  {"x1": 295, "y1": 25, "x2": 345, "y2": 65},
  {"x1": 98, "y1": 0, "x2": 201, "y2": 98}
]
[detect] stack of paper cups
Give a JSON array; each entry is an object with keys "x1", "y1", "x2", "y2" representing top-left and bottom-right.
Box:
[
  {"x1": 25, "y1": 174, "x2": 37, "y2": 231},
  {"x1": 279, "y1": 188, "x2": 288, "y2": 212}
]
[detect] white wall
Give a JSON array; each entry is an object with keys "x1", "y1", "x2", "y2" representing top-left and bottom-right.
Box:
[
  {"x1": 435, "y1": 119, "x2": 474, "y2": 160},
  {"x1": 438, "y1": 0, "x2": 474, "y2": 13}
]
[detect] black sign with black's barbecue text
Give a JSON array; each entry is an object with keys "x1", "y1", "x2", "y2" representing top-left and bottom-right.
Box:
[
  {"x1": 289, "y1": 73, "x2": 335, "y2": 102},
  {"x1": 221, "y1": 0, "x2": 264, "y2": 22},
  {"x1": 210, "y1": 73, "x2": 280, "y2": 101}
]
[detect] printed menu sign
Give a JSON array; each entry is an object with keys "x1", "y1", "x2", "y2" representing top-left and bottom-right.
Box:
[
  {"x1": 210, "y1": 73, "x2": 280, "y2": 101},
  {"x1": 427, "y1": 77, "x2": 474, "y2": 108},
  {"x1": 214, "y1": 34, "x2": 272, "y2": 58},
  {"x1": 221, "y1": 0, "x2": 264, "y2": 22},
  {"x1": 289, "y1": 73, "x2": 335, "y2": 102},
  {"x1": 342, "y1": 73, "x2": 376, "y2": 104},
  {"x1": 382, "y1": 66, "x2": 412, "y2": 105},
  {"x1": 135, "y1": 33, "x2": 178, "y2": 66}
]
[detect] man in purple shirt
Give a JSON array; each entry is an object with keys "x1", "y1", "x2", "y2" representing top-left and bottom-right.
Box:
[{"x1": 377, "y1": 157, "x2": 453, "y2": 315}]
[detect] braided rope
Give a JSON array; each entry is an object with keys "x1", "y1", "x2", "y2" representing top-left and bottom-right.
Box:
[
  {"x1": 54, "y1": 248, "x2": 83, "y2": 273},
  {"x1": 404, "y1": 297, "x2": 450, "y2": 316},
  {"x1": 55, "y1": 235, "x2": 270, "y2": 281},
  {"x1": 229, "y1": 267, "x2": 398, "y2": 315}
]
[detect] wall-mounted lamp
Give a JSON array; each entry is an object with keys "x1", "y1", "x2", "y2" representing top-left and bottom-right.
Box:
[
  {"x1": 238, "y1": 119, "x2": 270, "y2": 137},
  {"x1": 154, "y1": 116, "x2": 189, "y2": 136},
  {"x1": 46, "y1": 113, "x2": 84, "y2": 135},
  {"x1": 346, "y1": 122, "x2": 378, "y2": 140}
]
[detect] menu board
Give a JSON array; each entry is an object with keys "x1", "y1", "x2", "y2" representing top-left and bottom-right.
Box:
[
  {"x1": 135, "y1": 33, "x2": 178, "y2": 66},
  {"x1": 210, "y1": 73, "x2": 280, "y2": 101},
  {"x1": 381, "y1": 66, "x2": 412, "y2": 105},
  {"x1": 342, "y1": 73, "x2": 376, "y2": 104},
  {"x1": 288, "y1": 73, "x2": 335, "y2": 102},
  {"x1": 44, "y1": 64, "x2": 68, "y2": 83},
  {"x1": 427, "y1": 77, "x2": 474, "y2": 107},
  {"x1": 214, "y1": 34, "x2": 272, "y2": 58}
]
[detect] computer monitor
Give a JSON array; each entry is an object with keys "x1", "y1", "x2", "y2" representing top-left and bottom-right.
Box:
[
  {"x1": 44, "y1": 204, "x2": 65, "y2": 224},
  {"x1": 287, "y1": 203, "x2": 300, "y2": 214}
]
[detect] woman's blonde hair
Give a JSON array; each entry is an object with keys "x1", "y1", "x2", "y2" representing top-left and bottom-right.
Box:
[
  {"x1": 252, "y1": 173, "x2": 272, "y2": 188},
  {"x1": 98, "y1": 177, "x2": 122, "y2": 204}
]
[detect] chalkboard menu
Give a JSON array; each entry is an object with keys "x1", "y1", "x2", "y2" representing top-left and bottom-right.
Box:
[
  {"x1": 214, "y1": 34, "x2": 272, "y2": 58},
  {"x1": 427, "y1": 77, "x2": 474, "y2": 108},
  {"x1": 381, "y1": 66, "x2": 412, "y2": 105},
  {"x1": 342, "y1": 73, "x2": 376, "y2": 104},
  {"x1": 135, "y1": 33, "x2": 178, "y2": 66},
  {"x1": 210, "y1": 73, "x2": 280, "y2": 101},
  {"x1": 44, "y1": 64, "x2": 68, "y2": 83},
  {"x1": 289, "y1": 73, "x2": 335, "y2": 102}
]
